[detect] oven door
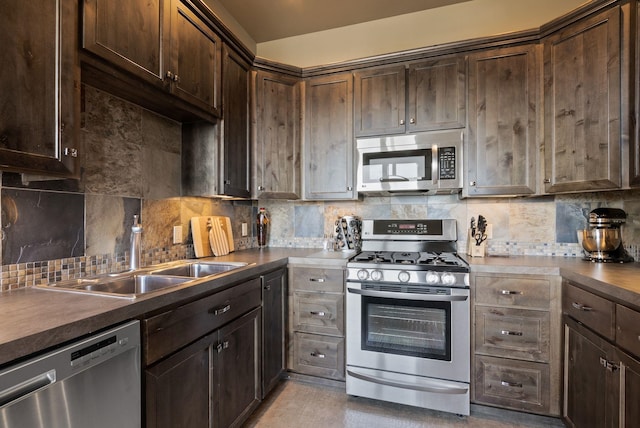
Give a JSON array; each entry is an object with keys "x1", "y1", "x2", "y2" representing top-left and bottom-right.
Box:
[{"x1": 346, "y1": 282, "x2": 470, "y2": 384}]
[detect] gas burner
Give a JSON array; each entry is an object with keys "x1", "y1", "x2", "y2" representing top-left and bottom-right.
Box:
[
  {"x1": 391, "y1": 252, "x2": 420, "y2": 264},
  {"x1": 353, "y1": 251, "x2": 392, "y2": 264}
]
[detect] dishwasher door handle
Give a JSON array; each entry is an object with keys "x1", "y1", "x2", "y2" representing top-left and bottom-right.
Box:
[{"x1": 0, "y1": 370, "x2": 56, "y2": 408}]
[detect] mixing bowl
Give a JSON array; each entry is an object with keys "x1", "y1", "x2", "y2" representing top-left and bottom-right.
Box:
[{"x1": 579, "y1": 228, "x2": 621, "y2": 253}]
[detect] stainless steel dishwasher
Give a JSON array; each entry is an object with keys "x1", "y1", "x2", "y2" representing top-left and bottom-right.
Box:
[{"x1": 0, "y1": 320, "x2": 141, "y2": 428}]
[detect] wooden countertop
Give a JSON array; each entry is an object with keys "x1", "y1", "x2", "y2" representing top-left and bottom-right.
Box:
[{"x1": 2, "y1": 249, "x2": 640, "y2": 368}]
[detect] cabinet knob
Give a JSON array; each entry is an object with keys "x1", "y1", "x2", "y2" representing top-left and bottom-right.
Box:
[
  {"x1": 543, "y1": 178, "x2": 551, "y2": 184},
  {"x1": 400, "y1": 119, "x2": 405, "y2": 125},
  {"x1": 347, "y1": 186, "x2": 353, "y2": 191},
  {"x1": 64, "y1": 147, "x2": 78, "y2": 158},
  {"x1": 173, "y1": 74, "x2": 180, "y2": 83},
  {"x1": 469, "y1": 181, "x2": 477, "y2": 187},
  {"x1": 166, "y1": 71, "x2": 174, "y2": 80},
  {"x1": 224, "y1": 180, "x2": 231, "y2": 185},
  {"x1": 410, "y1": 118, "x2": 415, "y2": 124},
  {"x1": 257, "y1": 185, "x2": 265, "y2": 191}
]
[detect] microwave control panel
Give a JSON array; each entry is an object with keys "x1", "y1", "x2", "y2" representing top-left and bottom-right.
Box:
[{"x1": 439, "y1": 147, "x2": 456, "y2": 180}]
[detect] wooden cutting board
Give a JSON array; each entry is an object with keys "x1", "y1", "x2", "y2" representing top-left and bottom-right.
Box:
[
  {"x1": 191, "y1": 216, "x2": 234, "y2": 257},
  {"x1": 213, "y1": 216, "x2": 234, "y2": 253},
  {"x1": 208, "y1": 217, "x2": 230, "y2": 256},
  {"x1": 190, "y1": 216, "x2": 213, "y2": 258}
]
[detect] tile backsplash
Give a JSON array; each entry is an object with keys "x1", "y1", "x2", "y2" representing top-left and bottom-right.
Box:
[{"x1": 1, "y1": 85, "x2": 640, "y2": 291}]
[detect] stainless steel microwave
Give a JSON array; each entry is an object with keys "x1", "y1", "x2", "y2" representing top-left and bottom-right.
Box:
[{"x1": 356, "y1": 130, "x2": 463, "y2": 195}]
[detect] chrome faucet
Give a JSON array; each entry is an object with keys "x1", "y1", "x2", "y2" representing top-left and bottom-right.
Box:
[{"x1": 130, "y1": 215, "x2": 143, "y2": 270}]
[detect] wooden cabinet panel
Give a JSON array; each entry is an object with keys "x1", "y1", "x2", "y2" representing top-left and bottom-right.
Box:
[
  {"x1": 145, "y1": 333, "x2": 216, "y2": 428},
  {"x1": 615, "y1": 304, "x2": 640, "y2": 359},
  {"x1": 303, "y1": 73, "x2": 356, "y2": 200},
  {"x1": 293, "y1": 291, "x2": 344, "y2": 336},
  {"x1": 291, "y1": 332, "x2": 345, "y2": 380},
  {"x1": 170, "y1": 0, "x2": 221, "y2": 116},
  {"x1": 474, "y1": 275, "x2": 551, "y2": 309},
  {"x1": 262, "y1": 268, "x2": 286, "y2": 398},
  {"x1": 475, "y1": 306, "x2": 550, "y2": 362},
  {"x1": 408, "y1": 57, "x2": 466, "y2": 132},
  {"x1": 222, "y1": 45, "x2": 251, "y2": 198},
  {"x1": 253, "y1": 71, "x2": 301, "y2": 199},
  {"x1": 354, "y1": 66, "x2": 406, "y2": 136},
  {"x1": 563, "y1": 282, "x2": 615, "y2": 341},
  {"x1": 289, "y1": 267, "x2": 344, "y2": 293},
  {"x1": 543, "y1": 6, "x2": 622, "y2": 193},
  {"x1": 218, "y1": 308, "x2": 261, "y2": 428},
  {"x1": 619, "y1": 349, "x2": 640, "y2": 428},
  {"x1": 142, "y1": 277, "x2": 261, "y2": 365},
  {"x1": 633, "y1": 2, "x2": 640, "y2": 187},
  {"x1": 0, "y1": 0, "x2": 79, "y2": 177},
  {"x1": 474, "y1": 355, "x2": 550, "y2": 414},
  {"x1": 467, "y1": 44, "x2": 539, "y2": 196},
  {"x1": 83, "y1": 0, "x2": 169, "y2": 87},
  {"x1": 564, "y1": 316, "x2": 619, "y2": 428}
]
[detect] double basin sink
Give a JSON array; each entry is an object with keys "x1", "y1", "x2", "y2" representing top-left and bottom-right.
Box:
[{"x1": 36, "y1": 261, "x2": 251, "y2": 299}]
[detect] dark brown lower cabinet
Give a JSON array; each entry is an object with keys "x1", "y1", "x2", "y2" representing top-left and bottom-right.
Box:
[
  {"x1": 146, "y1": 307, "x2": 261, "y2": 428},
  {"x1": 262, "y1": 268, "x2": 287, "y2": 398}
]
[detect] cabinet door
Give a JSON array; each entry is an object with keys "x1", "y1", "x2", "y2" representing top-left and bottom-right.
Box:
[
  {"x1": 253, "y1": 70, "x2": 301, "y2": 199},
  {"x1": 543, "y1": 6, "x2": 621, "y2": 193},
  {"x1": 618, "y1": 349, "x2": 640, "y2": 428},
  {"x1": 222, "y1": 45, "x2": 251, "y2": 198},
  {"x1": 0, "y1": 0, "x2": 79, "y2": 177},
  {"x1": 564, "y1": 317, "x2": 618, "y2": 428},
  {"x1": 145, "y1": 333, "x2": 217, "y2": 428},
  {"x1": 407, "y1": 57, "x2": 466, "y2": 132},
  {"x1": 303, "y1": 73, "x2": 356, "y2": 200},
  {"x1": 354, "y1": 66, "x2": 406, "y2": 136},
  {"x1": 217, "y1": 308, "x2": 261, "y2": 428},
  {"x1": 262, "y1": 268, "x2": 286, "y2": 398},
  {"x1": 467, "y1": 45, "x2": 540, "y2": 196},
  {"x1": 169, "y1": 0, "x2": 222, "y2": 117},
  {"x1": 82, "y1": 0, "x2": 169, "y2": 88},
  {"x1": 632, "y1": 2, "x2": 640, "y2": 187}
]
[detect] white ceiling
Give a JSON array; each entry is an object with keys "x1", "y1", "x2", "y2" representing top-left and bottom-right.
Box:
[{"x1": 216, "y1": 0, "x2": 472, "y2": 43}]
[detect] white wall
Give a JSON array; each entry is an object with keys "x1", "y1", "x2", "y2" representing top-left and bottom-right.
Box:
[{"x1": 257, "y1": 0, "x2": 588, "y2": 67}]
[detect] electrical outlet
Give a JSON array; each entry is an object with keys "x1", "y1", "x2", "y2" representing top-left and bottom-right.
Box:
[
  {"x1": 486, "y1": 224, "x2": 493, "y2": 239},
  {"x1": 173, "y1": 226, "x2": 182, "y2": 244},
  {"x1": 241, "y1": 223, "x2": 248, "y2": 237}
]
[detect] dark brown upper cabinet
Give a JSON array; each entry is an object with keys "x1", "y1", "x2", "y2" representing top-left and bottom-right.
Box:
[
  {"x1": 466, "y1": 44, "x2": 540, "y2": 197},
  {"x1": 353, "y1": 57, "x2": 465, "y2": 137},
  {"x1": 221, "y1": 45, "x2": 251, "y2": 198},
  {"x1": 633, "y1": 1, "x2": 640, "y2": 187},
  {"x1": 82, "y1": 0, "x2": 221, "y2": 122},
  {"x1": 0, "y1": 0, "x2": 80, "y2": 178},
  {"x1": 543, "y1": 5, "x2": 623, "y2": 193}
]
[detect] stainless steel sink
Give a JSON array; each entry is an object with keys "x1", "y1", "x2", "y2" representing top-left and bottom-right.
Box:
[
  {"x1": 36, "y1": 261, "x2": 250, "y2": 298},
  {"x1": 148, "y1": 261, "x2": 249, "y2": 278},
  {"x1": 37, "y1": 274, "x2": 192, "y2": 299}
]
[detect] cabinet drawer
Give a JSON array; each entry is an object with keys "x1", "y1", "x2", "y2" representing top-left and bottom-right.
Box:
[
  {"x1": 291, "y1": 332, "x2": 345, "y2": 380},
  {"x1": 616, "y1": 304, "x2": 640, "y2": 359},
  {"x1": 474, "y1": 355, "x2": 550, "y2": 414},
  {"x1": 563, "y1": 282, "x2": 615, "y2": 340},
  {"x1": 293, "y1": 291, "x2": 344, "y2": 336},
  {"x1": 143, "y1": 278, "x2": 262, "y2": 365},
  {"x1": 474, "y1": 275, "x2": 551, "y2": 309},
  {"x1": 475, "y1": 307, "x2": 550, "y2": 362},
  {"x1": 289, "y1": 267, "x2": 344, "y2": 293}
]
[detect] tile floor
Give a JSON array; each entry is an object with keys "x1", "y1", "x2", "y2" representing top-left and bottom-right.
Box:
[{"x1": 244, "y1": 379, "x2": 565, "y2": 428}]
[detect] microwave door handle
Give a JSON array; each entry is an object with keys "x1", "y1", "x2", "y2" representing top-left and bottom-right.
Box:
[{"x1": 431, "y1": 144, "x2": 439, "y2": 185}]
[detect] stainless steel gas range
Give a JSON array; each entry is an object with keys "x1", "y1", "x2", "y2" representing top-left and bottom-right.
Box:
[{"x1": 345, "y1": 219, "x2": 470, "y2": 416}]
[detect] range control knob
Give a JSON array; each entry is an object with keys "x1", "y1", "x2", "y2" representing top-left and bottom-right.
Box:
[
  {"x1": 371, "y1": 270, "x2": 383, "y2": 281},
  {"x1": 357, "y1": 269, "x2": 369, "y2": 281},
  {"x1": 425, "y1": 271, "x2": 440, "y2": 285},
  {"x1": 398, "y1": 271, "x2": 410, "y2": 283},
  {"x1": 441, "y1": 272, "x2": 456, "y2": 286}
]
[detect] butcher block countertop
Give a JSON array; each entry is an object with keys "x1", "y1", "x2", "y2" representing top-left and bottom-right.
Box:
[{"x1": 2, "y1": 249, "x2": 640, "y2": 368}]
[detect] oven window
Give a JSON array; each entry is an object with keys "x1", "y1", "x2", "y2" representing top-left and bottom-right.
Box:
[{"x1": 361, "y1": 296, "x2": 451, "y2": 361}]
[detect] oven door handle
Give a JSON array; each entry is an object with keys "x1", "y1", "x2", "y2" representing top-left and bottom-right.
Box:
[
  {"x1": 347, "y1": 369, "x2": 468, "y2": 395},
  {"x1": 347, "y1": 287, "x2": 468, "y2": 302}
]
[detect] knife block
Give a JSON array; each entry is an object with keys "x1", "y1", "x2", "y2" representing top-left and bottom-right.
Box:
[{"x1": 467, "y1": 229, "x2": 486, "y2": 257}]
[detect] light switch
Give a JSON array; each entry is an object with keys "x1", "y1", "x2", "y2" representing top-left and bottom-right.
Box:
[{"x1": 241, "y1": 223, "x2": 248, "y2": 237}]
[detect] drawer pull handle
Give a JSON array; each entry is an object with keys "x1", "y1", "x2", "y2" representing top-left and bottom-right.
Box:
[
  {"x1": 572, "y1": 302, "x2": 593, "y2": 311},
  {"x1": 310, "y1": 352, "x2": 326, "y2": 359},
  {"x1": 211, "y1": 304, "x2": 231, "y2": 316},
  {"x1": 310, "y1": 311, "x2": 326, "y2": 317},
  {"x1": 501, "y1": 330, "x2": 523, "y2": 336},
  {"x1": 500, "y1": 380, "x2": 523, "y2": 388},
  {"x1": 500, "y1": 290, "x2": 522, "y2": 295},
  {"x1": 264, "y1": 285, "x2": 271, "y2": 291},
  {"x1": 310, "y1": 278, "x2": 326, "y2": 283}
]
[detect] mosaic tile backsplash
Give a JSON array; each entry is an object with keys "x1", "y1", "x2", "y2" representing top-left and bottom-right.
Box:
[{"x1": 1, "y1": 85, "x2": 640, "y2": 291}]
